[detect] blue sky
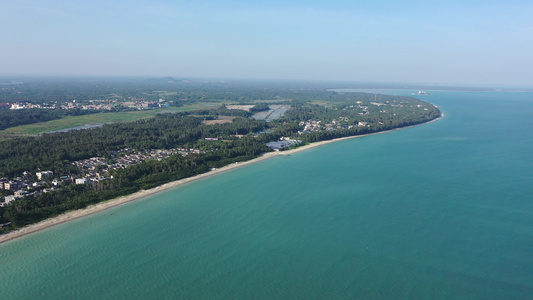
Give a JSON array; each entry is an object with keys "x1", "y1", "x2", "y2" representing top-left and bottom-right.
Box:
[{"x1": 2, "y1": 0, "x2": 533, "y2": 86}]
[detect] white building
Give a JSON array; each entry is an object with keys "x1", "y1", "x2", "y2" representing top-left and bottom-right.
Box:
[
  {"x1": 75, "y1": 178, "x2": 88, "y2": 185},
  {"x1": 36, "y1": 171, "x2": 54, "y2": 180}
]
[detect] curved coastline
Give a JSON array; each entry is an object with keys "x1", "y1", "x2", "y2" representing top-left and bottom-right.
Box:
[{"x1": 0, "y1": 114, "x2": 443, "y2": 245}]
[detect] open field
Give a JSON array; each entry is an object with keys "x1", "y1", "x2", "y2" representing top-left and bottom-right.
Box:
[
  {"x1": 0, "y1": 104, "x2": 215, "y2": 136},
  {"x1": 153, "y1": 91, "x2": 178, "y2": 96},
  {"x1": 250, "y1": 99, "x2": 291, "y2": 103}
]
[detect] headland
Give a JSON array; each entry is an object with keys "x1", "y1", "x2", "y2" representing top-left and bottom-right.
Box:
[{"x1": 0, "y1": 113, "x2": 442, "y2": 245}]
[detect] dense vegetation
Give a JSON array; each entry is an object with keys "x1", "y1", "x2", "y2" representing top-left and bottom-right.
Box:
[
  {"x1": 250, "y1": 103, "x2": 270, "y2": 112},
  {"x1": 280, "y1": 93, "x2": 440, "y2": 142},
  {"x1": 0, "y1": 77, "x2": 295, "y2": 104},
  {"x1": 0, "y1": 113, "x2": 269, "y2": 178},
  {"x1": 0, "y1": 78, "x2": 441, "y2": 234}
]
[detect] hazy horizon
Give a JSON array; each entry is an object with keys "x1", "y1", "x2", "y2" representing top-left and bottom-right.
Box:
[
  {"x1": 2, "y1": 1, "x2": 532, "y2": 87},
  {"x1": 1, "y1": 74, "x2": 530, "y2": 90}
]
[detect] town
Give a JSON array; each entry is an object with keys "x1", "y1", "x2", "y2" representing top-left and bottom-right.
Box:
[
  {"x1": 0, "y1": 147, "x2": 206, "y2": 207},
  {"x1": 2, "y1": 98, "x2": 172, "y2": 111}
]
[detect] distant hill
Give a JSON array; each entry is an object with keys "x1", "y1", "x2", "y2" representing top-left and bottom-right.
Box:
[{"x1": 144, "y1": 77, "x2": 179, "y2": 83}]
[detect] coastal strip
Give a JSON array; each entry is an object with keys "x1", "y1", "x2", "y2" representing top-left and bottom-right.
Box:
[{"x1": 0, "y1": 114, "x2": 443, "y2": 245}]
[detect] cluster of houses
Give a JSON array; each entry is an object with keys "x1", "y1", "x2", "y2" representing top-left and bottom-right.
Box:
[
  {"x1": 299, "y1": 120, "x2": 322, "y2": 133},
  {"x1": 64, "y1": 99, "x2": 170, "y2": 111},
  {"x1": 72, "y1": 148, "x2": 204, "y2": 178},
  {"x1": 292, "y1": 100, "x2": 420, "y2": 135},
  {"x1": 297, "y1": 118, "x2": 369, "y2": 135},
  {"x1": 5, "y1": 102, "x2": 55, "y2": 110},
  {"x1": 0, "y1": 171, "x2": 60, "y2": 206},
  {"x1": 292, "y1": 100, "x2": 431, "y2": 136},
  {"x1": 0, "y1": 147, "x2": 206, "y2": 207},
  {"x1": 4, "y1": 98, "x2": 172, "y2": 111}
]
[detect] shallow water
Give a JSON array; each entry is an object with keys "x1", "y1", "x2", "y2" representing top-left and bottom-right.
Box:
[{"x1": 1, "y1": 90, "x2": 533, "y2": 299}]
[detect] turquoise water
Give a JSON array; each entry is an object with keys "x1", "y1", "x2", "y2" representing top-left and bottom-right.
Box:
[{"x1": 2, "y1": 90, "x2": 533, "y2": 299}]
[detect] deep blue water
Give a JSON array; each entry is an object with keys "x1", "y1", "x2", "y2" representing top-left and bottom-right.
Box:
[{"x1": 1, "y1": 90, "x2": 533, "y2": 299}]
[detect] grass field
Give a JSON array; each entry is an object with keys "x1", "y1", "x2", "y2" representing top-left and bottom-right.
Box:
[{"x1": 0, "y1": 104, "x2": 215, "y2": 136}]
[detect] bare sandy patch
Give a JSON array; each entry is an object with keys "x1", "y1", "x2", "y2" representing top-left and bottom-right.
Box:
[
  {"x1": 203, "y1": 119, "x2": 233, "y2": 125},
  {"x1": 202, "y1": 116, "x2": 235, "y2": 125},
  {"x1": 226, "y1": 105, "x2": 254, "y2": 112}
]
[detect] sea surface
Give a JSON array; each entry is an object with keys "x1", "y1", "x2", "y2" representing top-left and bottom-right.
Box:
[{"x1": 2, "y1": 90, "x2": 533, "y2": 299}]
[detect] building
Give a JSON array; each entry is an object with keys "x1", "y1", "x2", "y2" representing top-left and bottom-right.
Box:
[
  {"x1": 266, "y1": 139, "x2": 302, "y2": 151},
  {"x1": 36, "y1": 171, "x2": 54, "y2": 180},
  {"x1": 0, "y1": 178, "x2": 8, "y2": 190},
  {"x1": 3, "y1": 182, "x2": 20, "y2": 191},
  {"x1": 75, "y1": 178, "x2": 88, "y2": 185}
]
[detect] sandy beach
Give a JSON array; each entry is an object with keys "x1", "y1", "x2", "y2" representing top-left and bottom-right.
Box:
[{"x1": 0, "y1": 115, "x2": 442, "y2": 245}]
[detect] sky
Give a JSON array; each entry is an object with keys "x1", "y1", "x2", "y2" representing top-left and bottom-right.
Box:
[{"x1": 2, "y1": 0, "x2": 533, "y2": 86}]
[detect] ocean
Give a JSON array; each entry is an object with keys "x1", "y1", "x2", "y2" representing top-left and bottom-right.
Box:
[{"x1": 1, "y1": 90, "x2": 533, "y2": 299}]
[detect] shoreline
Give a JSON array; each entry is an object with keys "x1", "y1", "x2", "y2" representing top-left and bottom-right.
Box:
[{"x1": 0, "y1": 114, "x2": 443, "y2": 245}]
